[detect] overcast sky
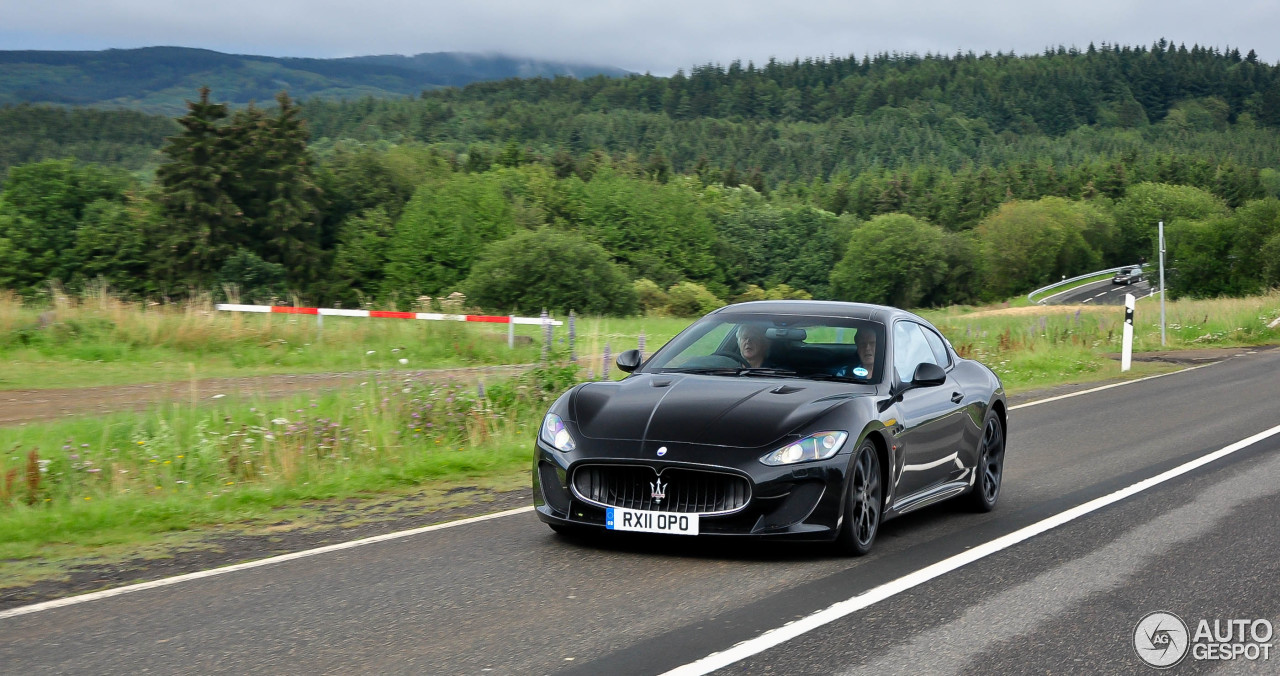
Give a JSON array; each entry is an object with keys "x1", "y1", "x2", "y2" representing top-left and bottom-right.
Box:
[{"x1": 2, "y1": 1, "x2": 1277, "y2": 74}]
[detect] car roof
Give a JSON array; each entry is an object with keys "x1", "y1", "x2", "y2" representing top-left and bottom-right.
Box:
[{"x1": 711, "y1": 300, "x2": 920, "y2": 325}]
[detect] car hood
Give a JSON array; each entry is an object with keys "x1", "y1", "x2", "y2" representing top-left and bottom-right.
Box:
[{"x1": 570, "y1": 373, "x2": 875, "y2": 448}]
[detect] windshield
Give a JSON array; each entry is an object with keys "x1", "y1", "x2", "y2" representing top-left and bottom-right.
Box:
[{"x1": 641, "y1": 314, "x2": 887, "y2": 384}]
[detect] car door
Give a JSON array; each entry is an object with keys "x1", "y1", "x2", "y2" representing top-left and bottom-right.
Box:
[{"x1": 890, "y1": 321, "x2": 969, "y2": 500}]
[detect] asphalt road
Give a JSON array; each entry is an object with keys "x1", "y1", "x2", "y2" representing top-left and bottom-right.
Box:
[
  {"x1": 1043, "y1": 278, "x2": 1155, "y2": 305},
  {"x1": 4, "y1": 349, "x2": 1280, "y2": 675}
]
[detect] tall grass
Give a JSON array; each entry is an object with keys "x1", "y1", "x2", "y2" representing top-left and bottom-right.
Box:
[{"x1": 0, "y1": 364, "x2": 579, "y2": 558}]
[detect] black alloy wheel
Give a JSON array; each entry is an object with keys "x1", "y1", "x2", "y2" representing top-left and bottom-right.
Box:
[
  {"x1": 836, "y1": 440, "x2": 882, "y2": 556},
  {"x1": 966, "y1": 413, "x2": 1004, "y2": 512}
]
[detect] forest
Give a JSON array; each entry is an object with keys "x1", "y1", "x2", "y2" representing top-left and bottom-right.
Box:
[{"x1": 1, "y1": 40, "x2": 1279, "y2": 313}]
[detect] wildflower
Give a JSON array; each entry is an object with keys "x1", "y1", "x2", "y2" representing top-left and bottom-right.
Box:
[
  {"x1": 366, "y1": 350, "x2": 376, "y2": 355},
  {"x1": 137, "y1": 441, "x2": 145, "y2": 445},
  {"x1": 399, "y1": 358, "x2": 409, "y2": 365},
  {"x1": 163, "y1": 460, "x2": 171, "y2": 464},
  {"x1": 84, "y1": 497, "x2": 91, "y2": 501},
  {"x1": 177, "y1": 455, "x2": 184, "y2": 458}
]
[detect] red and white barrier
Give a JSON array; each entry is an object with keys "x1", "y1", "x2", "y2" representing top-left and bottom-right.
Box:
[
  {"x1": 215, "y1": 304, "x2": 562, "y2": 326},
  {"x1": 216, "y1": 304, "x2": 561, "y2": 349}
]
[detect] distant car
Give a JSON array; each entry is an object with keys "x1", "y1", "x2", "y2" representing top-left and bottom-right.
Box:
[
  {"x1": 1112, "y1": 267, "x2": 1143, "y2": 285},
  {"x1": 532, "y1": 301, "x2": 1007, "y2": 556}
]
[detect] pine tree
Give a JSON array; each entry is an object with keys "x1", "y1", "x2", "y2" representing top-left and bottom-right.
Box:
[{"x1": 155, "y1": 87, "x2": 241, "y2": 291}]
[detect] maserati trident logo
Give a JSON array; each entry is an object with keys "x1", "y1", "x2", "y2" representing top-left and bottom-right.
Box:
[{"x1": 650, "y1": 477, "x2": 667, "y2": 504}]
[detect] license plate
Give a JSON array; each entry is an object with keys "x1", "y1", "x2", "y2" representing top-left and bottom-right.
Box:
[{"x1": 606, "y1": 507, "x2": 699, "y2": 535}]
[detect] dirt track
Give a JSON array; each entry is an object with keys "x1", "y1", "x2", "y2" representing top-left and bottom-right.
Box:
[
  {"x1": 0, "y1": 365, "x2": 529, "y2": 426},
  {"x1": 4, "y1": 347, "x2": 1273, "y2": 426}
]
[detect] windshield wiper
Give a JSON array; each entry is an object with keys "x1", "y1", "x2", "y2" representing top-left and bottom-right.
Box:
[
  {"x1": 657, "y1": 367, "x2": 742, "y2": 375},
  {"x1": 657, "y1": 367, "x2": 799, "y2": 378},
  {"x1": 802, "y1": 372, "x2": 866, "y2": 383},
  {"x1": 735, "y1": 367, "x2": 799, "y2": 377}
]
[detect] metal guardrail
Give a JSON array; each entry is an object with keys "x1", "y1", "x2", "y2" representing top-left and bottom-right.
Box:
[{"x1": 1026, "y1": 265, "x2": 1147, "y2": 304}]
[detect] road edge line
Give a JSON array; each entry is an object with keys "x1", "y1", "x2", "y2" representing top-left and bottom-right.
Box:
[
  {"x1": 0, "y1": 506, "x2": 535, "y2": 621},
  {"x1": 1009, "y1": 360, "x2": 1220, "y2": 411},
  {"x1": 659, "y1": 422, "x2": 1280, "y2": 676}
]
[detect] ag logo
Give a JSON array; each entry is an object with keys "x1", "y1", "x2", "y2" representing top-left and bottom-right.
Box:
[{"x1": 1134, "y1": 611, "x2": 1190, "y2": 668}]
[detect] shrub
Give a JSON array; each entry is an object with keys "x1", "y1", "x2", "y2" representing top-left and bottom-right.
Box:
[
  {"x1": 463, "y1": 229, "x2": 636, "y2": 315},
  {"x1": 665, "y1": 281, "x2": 723, "y2": 316}
]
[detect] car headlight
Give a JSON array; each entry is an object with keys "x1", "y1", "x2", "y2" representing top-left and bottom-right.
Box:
[
  {"x1": 540, "y1": 413, "x2": 576, "y2": 452},
  {"x1": 760, "y1": 431, "x2": 848, "y2": 466}
]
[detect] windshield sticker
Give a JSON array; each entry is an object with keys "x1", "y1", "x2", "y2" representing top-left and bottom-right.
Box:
[{"x1": 853, "y1": 367, "x2": 869, "y2": 377}]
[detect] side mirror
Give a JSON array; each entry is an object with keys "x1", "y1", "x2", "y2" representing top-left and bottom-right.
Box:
[
  {"x1": 616, "y1": 349, "x2": 642, "y2": 373},
  {"x1": 911, "y1": 362, "x2": 946, "y2": 387}
]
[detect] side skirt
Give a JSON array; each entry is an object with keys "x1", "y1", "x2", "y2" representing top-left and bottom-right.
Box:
[{"x1": 891, "y1": 481, "x2": 970, "y2": 515}]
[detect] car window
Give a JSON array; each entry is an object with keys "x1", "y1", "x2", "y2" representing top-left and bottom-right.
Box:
[
  {"x1": 893, "y1": 321, "x2": 939, "y2": 383},
  {"x1": 664, "y1": 323, "x2": 733, "y2": 368},
  {"x1": 644, "y1": 314, "x2": 887, "y2": 383},
  {"x1": 920, "y1": 325, "x2": 951, "y2": 368}
]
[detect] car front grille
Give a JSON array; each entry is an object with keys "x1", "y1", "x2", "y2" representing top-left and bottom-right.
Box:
[{"x1": 571, "y1": 465, "x2": 751, "y2": 515}]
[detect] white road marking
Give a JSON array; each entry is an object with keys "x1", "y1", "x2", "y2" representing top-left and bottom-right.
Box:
[
  {"x1": 1009, "y1": 361, "x2": 1220, "y2": 411},
  {"x1": 0, "y1": 359, "x2": 1243, "y2": 621},
  {"x1": 1093, "y1": 292, "x2": 1108, "y2": 298},
  {"x1": 846, "y1": 444, "x2": 1280, "y2": 676},
  {"x1": 661, "y1": 422, "x2": 1280, "y2": 676},
  {"x1": 1035, "y1": 279, "x2": 1108, "y2": 304},
  {"x1": 0, "y1": 506, "x2": 534, "y2": 621},
  {"x1": 1081, "y1": 298, "x2": 1092, "y2": 303}
]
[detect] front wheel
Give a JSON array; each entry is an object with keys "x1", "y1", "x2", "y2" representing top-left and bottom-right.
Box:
[
  {"x1": 834, "y1": 440, "x2": 882, "y2": 556},
  {"x1": 965, "y1": 412, "x2": 1005, "y2": 512}
]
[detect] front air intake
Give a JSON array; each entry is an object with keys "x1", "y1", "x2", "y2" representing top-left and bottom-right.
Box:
[{"x1": 571, "y1": 465, "x2": 750, "y2": 516}]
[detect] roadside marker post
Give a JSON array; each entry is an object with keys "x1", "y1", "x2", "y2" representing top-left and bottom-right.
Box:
[{"x1": 1121, "y1": 293, "x2": 1135, "y2": 372}]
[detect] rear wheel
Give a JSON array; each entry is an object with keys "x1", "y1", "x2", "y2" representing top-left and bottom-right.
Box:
[
  {"x1": 835, "y1": 440, "x2": 882, "y2": 556},
  {"x1": 965, "y1": 413, "x2": 1005, "y2": 512}
]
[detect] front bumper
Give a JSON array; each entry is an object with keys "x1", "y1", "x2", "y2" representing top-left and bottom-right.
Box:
[{"x1": 532, "y1": 438, "x2": 851, "y2": 541}]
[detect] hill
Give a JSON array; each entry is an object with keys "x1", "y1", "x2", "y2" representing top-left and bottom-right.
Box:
[{"x1": 0, "y1": 47, "x2": 631, "y2": 114}]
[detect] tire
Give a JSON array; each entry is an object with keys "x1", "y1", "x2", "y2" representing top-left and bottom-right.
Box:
[
  {"x1": 965, "y1": 412, "x2": 1005, "y2": 512},
  {"x1": 834, "y1": 440, "x2": 882, "y2": 556}
]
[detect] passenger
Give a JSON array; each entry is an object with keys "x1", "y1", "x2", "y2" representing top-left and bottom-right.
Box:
[{"x1": 854, "y1": 328, "x2": 877, "y2": 378}]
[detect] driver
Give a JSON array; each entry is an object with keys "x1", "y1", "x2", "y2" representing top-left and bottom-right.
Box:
[{"x1": 736, "y1": 324, "x2": 773, "y2": 368}]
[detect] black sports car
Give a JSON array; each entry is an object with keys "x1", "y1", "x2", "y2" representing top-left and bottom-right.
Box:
[{"x1": 532, "y1": 301, "x2": 1006, "y2": 555}]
